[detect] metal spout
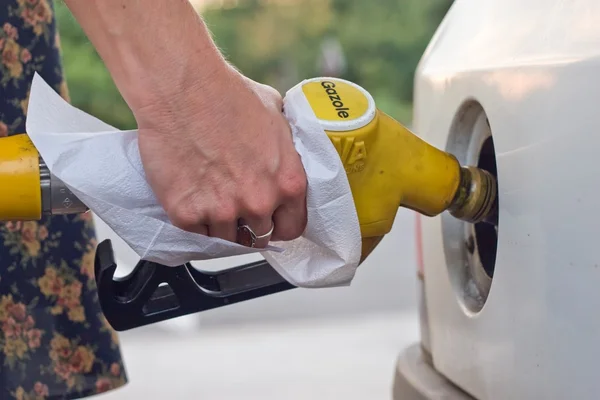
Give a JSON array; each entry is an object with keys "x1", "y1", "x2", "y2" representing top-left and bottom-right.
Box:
[
  {"x1": 448, "y1": 166, "x2": 498, "y2": 225},
  {"x1": 39, "y1": 159, "x2": 88, "y2": 216}
]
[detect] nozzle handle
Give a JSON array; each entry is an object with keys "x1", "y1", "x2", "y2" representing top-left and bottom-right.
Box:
[{"x1": 94, "y1": 239, "x2": 295, "y2": 331}]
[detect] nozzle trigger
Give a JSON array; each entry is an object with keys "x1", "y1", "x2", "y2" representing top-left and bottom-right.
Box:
[{"x1": 94, "y1": 239, "x2": 295, "y2": 331}]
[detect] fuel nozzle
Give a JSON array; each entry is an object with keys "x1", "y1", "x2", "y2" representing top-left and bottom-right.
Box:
[{"x1": 300, "y1": 77, "x2": 501, "y2": 265}]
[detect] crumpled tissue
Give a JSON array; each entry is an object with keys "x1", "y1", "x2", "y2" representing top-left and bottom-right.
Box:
[{"x1": 25, "y1": 72, "x2": 362, "y2": 288}]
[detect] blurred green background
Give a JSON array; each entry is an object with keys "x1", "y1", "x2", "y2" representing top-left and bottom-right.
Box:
[{"x1": 55, "y1": 0, "x2": 452, "y2": 130}]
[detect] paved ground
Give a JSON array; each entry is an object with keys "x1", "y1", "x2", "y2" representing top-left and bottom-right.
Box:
[
  {"x1": 92, "y1": 208, "x2": 421, "y2": 399},
  {"x1": 98, "y1": 313, "x2": 419, "y2": 400}
]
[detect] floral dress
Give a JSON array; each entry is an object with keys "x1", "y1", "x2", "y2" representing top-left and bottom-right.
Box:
[{"x1": 0, "y1": 1, "x2": 128, "y2": 399}]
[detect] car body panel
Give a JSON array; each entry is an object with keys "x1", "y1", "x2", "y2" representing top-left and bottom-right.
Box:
[{"x1": 414, "y1": 0, "x2": 600, "y2": 398}]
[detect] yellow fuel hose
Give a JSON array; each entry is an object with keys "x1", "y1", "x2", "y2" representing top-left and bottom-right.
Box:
[{"x1": 0, "y1": 134, "x2": 42, "y2": 221}]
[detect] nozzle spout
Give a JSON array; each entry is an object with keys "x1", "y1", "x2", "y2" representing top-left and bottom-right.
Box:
[{"x1": 448, "y1": 166, "x2": 498, "y2": 225}]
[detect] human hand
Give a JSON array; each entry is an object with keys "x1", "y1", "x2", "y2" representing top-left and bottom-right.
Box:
[
  {"x1": 62, "y1": 0, "x2": 307, "y2": 247},
  {"x1": 134, "y1": 66, "x2": 308, "y2": 247}
]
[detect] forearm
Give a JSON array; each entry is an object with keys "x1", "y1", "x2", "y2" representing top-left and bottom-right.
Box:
[{"x1": 63, "y1": 0, "x2": 230, "y2": 114}]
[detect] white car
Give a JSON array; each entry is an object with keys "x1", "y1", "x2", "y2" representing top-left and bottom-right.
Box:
[{"x1": 393, "y1": 0, "x2": 600, "y2": 399}]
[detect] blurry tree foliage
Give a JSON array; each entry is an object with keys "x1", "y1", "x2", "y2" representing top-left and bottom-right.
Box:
[{"x1": 55, "y1": 0, "x2": 452, "y2": 129}]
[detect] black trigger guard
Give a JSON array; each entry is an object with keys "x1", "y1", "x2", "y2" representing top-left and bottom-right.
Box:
[{"x1": 93, "y1": 239, "x2": 295, "y2": 331}]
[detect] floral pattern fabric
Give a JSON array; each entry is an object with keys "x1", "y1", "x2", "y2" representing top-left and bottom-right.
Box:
[{"x1": 1, "y1": 1, "x2": 128, "y2": 398}]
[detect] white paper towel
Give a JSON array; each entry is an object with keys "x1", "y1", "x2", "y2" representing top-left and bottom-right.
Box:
[{"x1": 25, "y1": 73, "x2": 362, "y2": 288}]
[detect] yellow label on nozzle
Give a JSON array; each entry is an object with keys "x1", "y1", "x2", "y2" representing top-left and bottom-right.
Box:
[{"x1": 301, "y1": 78, "x2": 376, "y2": 132}]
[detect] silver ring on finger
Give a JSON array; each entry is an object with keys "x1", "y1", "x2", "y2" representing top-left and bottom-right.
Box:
[{"x1": 236, "y1": 222, "x2": 274, "y2": 248}]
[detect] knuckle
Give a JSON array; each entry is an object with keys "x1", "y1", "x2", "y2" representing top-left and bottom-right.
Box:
[
  {"x1": 279, "y1": 170, "x2": 307, "y2": 200},
  {"x1": 169, "y1": 204, "x2": 204, "y2": 232},
  {"x1": 261, "y1": 83, "x2": 282, "y2": 100},
  {"x1": 210, "y1": 203, "x2": 238, "y2": 225},
  {"x1": 243, "y1": 197, "x2": 274, "y2": 220},
  {"x1": 268, "y1": 85, "x2": 282, "y2": 98}
]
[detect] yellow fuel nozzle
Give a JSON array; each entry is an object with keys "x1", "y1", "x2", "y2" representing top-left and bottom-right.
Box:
[{"x1": 300, "y1": 77, "x2": 498, "y2": 262}]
